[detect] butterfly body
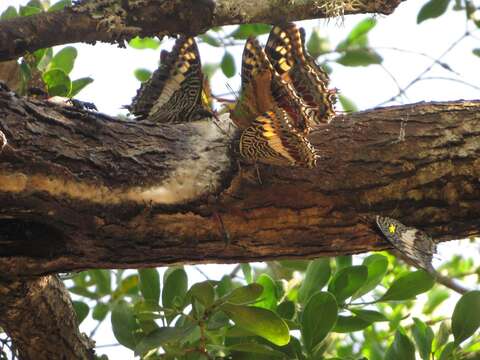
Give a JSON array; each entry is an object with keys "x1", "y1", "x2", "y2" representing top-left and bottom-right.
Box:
[
  {"x1": 131, "y1": 37, "x2": 212, "y2": 123},
  {"x1": 376, "y1": 215, "x2": 437, "y2": 272}
]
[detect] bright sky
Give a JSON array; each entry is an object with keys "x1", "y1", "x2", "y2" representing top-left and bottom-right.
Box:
[{"x1": 1, "y1": 0, "x2": 480, "y2": 358}]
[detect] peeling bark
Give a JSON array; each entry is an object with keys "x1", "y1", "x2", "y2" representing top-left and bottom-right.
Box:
[
  {"x1": 0, "y1": 0, "x2": 403, "y2": 61},
  {"x1": 0, "y1": 276, "x2": 95, "y2": 360},
  {"x1": 0, "y1": 87, "x2": 479, "y2": 277}
]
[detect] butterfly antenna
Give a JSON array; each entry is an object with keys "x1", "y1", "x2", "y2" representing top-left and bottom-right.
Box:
[{"x1": 226, "y1": 82, "x2": 240, "y2": 103}]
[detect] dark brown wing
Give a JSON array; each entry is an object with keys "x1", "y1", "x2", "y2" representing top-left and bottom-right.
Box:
[
  {"x1": 266, "y1": 23, "x2": 336, "y2": 128},
  {"x1": 240, "y1": 105, "x2": 317, "y2": 168},
  {"x1": 130, "y1": 37, "x2": 211, "y2": 123}
]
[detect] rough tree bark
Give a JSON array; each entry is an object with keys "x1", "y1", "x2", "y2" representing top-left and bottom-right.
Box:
[
  {"x1": 1, "y1": 87, "x2": 479, "y2": 279},
  {"x1": 0, "y1": 0, "x2": 402, "y2": 61},
  {"x1": 0, "y1": 276, "x2": 95, "y2": 360}
]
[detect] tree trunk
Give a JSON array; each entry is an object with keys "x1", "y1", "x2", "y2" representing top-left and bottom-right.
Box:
[
  {"x1": 0, "y1": 0, "x2": 402, "y2": 61},
  {"x1": 1, "y1": 87, "x2": 479, "y2": 277},
  {"x1": 0, "y1": 276, "x2": 95, "y2": 360}
]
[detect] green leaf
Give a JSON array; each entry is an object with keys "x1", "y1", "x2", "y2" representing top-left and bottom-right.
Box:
[
  {"x1": 221, "y1": 303, "x2": 290, "y2": 346},
  {"x1": 328, "y1": 265, "x2": 368, "y2": 303},
  {"x1": 26, "y1": 0, "x2": 43, "y2": 9},
  {"x1": 230, "y1": 24, "x2": 271, "y2": 39},
  {"x1": 203, "y1": 63, "x2": 219, "y2": 79},
  {"x1": 338, "y1": 94, "x2": 358, "y2": 113},
  {"x1": 69, "y1": 77, "x2": 94, "y2": 97},
  {"x1": 68, "y1": 286, "x2": 99, "y2": 299},
  {"x1": 111, "y1": 300, "x2": 139, "y2": 350},
  {"x1": 337, "y1": 49, "x2": 382, "y2": 67},
  {"x1": 434, "y1": 321, "x2": 451, "y2": 352},
  {"x1": 350, "y1": 308, "x2": 388, "y2": 322},
  {"x1": 424, "y1": 287, "x2": 449, "y2": 314},
  {"x1": 37, "y1": 47, "x2": 53, "y2": 71},
  {"x1": 221, "y1": 51, "x2": 236, "y2": 78},
  {"x1": 334, "y1": 309, "x2": 387, "y2": 333},
  {"x1": 189, "y1": 281, "x2": 215, "y2": 308},
  {"x1": 301, "y1": 292, "x2": 338, "y2": 353},
  {"x1": 216, "y1": 275, "x2": 233, "y2": 298},
  {"x1": 92, "y1": 302, "x2": 110, "y2": 321},
  {"x1": 48, "y1": 46, "x2": 77, "y2": 74},
  {"x1": 133, "y1": 68, "x2": 152, "y2": 83},
  {"x1": 1, "y1": 6, "x2": 18, "y2": 20},
  {"x1": 385, "y1": 329, "x2": 416, "y2": 360},
  {"x1": 228, "y1": 342, "x2": 286, "y2": 357},
  {"x1": 417, "y1": 0, "x2": 451, "y2": 23},
  {"x1": 19, "y1": 5, "x2": 42, "y2": 16},
  {"x1": 128, "y1": 36, "x2": 161, "y2": 50},
  {"x1": 220, "y1": 283, "x2": 263, "y2": 305},
  {"x1": 138, "y1": 268, "x2": 161, "y2": 305},
  {"x1": 378, "y1": 270, "x2": 434, "y2": 302},
  {"x1": 162, "y1": 268, "x2": 188, "y2": 310},
  {"x1": 241, "y1": 263, "x2": 253, "y2": 284},
  {"x1": 337, "y1": 18, "x2": 377, "y2": 51},
  {"x1": 473, "y1": 48, "x2": 480, "y2": 58},
  {"x1": 336, "y1": 256, "x2": 352, "y2": 270},
  {"x1": 198, "y1": 34, "x2": 221, "y2": 47},
  {"x1": 277, "y1": 300, "x2": 295, "y2": 320},
  {"x1": 255, "y1": 274, "x2": 278, "y2": 310},
  {"x1": 135, "y1": 325, "x2": 196, "y2": 356},
  {"x1": 72, "y1": 301, "x2": 89, "y2": 324},
  {"x1": 307, "y1": 29, "x2": 331, "y2": 57},
  {"x1": 452, "y1": 290, "x2": 480, "y2": 345},
  {"x1": 353, "y1": 254, "x2": 388, "y2": 299},
  {"x1": 114, "y1": 274, "x2": 139, "y2": 297},
  {"x1": 298, "y1": 259, "x2": 331, "y2": 304},
  {"x1": 412, "y1": 318, "x2": 434, "y2": 360},
  {"x1": 333, "y1": 315, "x2": 371, "y2": 332},
  {"x1": 48, "y1": 0, "x2": 71, "y2": 12},
  {"x1": 438, "y1": 342, "x2": 456, "y2": 360},
  {"x1": 347, "y1": 18, "x2": 377, "y2": 42},
  {"x1": 42, "y1": 69, "x2": 71, "y2": 97},
  {"x1": 90, "y1": 269, "x2": 111, "y2": 295}
]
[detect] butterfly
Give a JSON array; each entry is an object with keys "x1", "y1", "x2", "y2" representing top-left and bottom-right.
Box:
[
  {"x1": 265, "y1": 23, "x2": 336, "y2": 130},
  {"x1": 130, "y1": 36, "x2": 212, "y2": 123},
  {"x1": 376, "y1": 215, "x2": 437, "y2": 272},
  {"x1": 231, "y1": 37, "x2": 317, "y2": 167},
  {"x1": 240, "y1": 105, "x2": 318, "y2": 168}
]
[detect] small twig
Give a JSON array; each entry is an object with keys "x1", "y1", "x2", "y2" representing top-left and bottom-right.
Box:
[
  {"x1": 433, "y1": 272, "x2": 471, "y2": 295},
  {"x1": 418, "y1": 76, "x2": 480, "y2": 92},
  {"x1": 377, "y1": 31, "x2": 470, "y2": 106}
]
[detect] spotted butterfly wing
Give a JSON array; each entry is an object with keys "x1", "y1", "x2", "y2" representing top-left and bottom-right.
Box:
[
  {"x1": 266, "y1": 23, "x2": 336, "y2": 129},
  {"x1": 231, "y1": 37, "x2": 313, "y2": 134},
  {"x1": 240, "y1": 105, "x2": 317, "y2": 168},
  {"x1": 130, "y1": 37, "x2": 212, "y2": 123},
  {"x1": 376, "y1": 215, "x2": 437, "y2": 272}
]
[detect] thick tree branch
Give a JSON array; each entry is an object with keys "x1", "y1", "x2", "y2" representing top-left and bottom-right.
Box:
[
  {"x1": 0, "y1": 0, "x2": 402, "y2": 61},
  {"x1": 0, "y1": 87, "x2": 479, "y2": 277},
  {"x1": 0, "y1": 276, "x2": 95, "y2": 359}
]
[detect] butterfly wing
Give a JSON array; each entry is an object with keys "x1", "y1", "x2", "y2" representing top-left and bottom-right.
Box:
[
  {"x1": 131, "y1": 37, "x2": 212, "y2": 123},
  {"x1": 232, "y1": 37, "x2": 313, "y2": 134},
  {"x1": 240, "y1": 106, "x2": 317, "y2": 168},
  {"x1": 376, "y1": 216, "x2": 437, "y2": 271},
  {"x1": 266, "y1": 23, "x2": 336, "y2": 128},
  {"x1": 230, "y1": 37, "x2": 272, "y2": 129}
]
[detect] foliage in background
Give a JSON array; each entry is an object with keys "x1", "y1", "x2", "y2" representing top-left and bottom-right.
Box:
[
  {"x1": 60, "y1": 252, "x2": 480, "y2": 359},
  {"x1": 1, "y1": 0, "x2": 93, "y2": 98}
]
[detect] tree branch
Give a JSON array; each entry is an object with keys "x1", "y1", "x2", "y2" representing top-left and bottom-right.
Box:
[
  {"x1": 0, "y1": 87, "x2": 479, "y2": 277},
  {"x1": 0, "y1": 0, "x2": 402, "y2": 61},
  {"x1": 0, "y1": 276, "x2": 95, "y2": 359}
]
